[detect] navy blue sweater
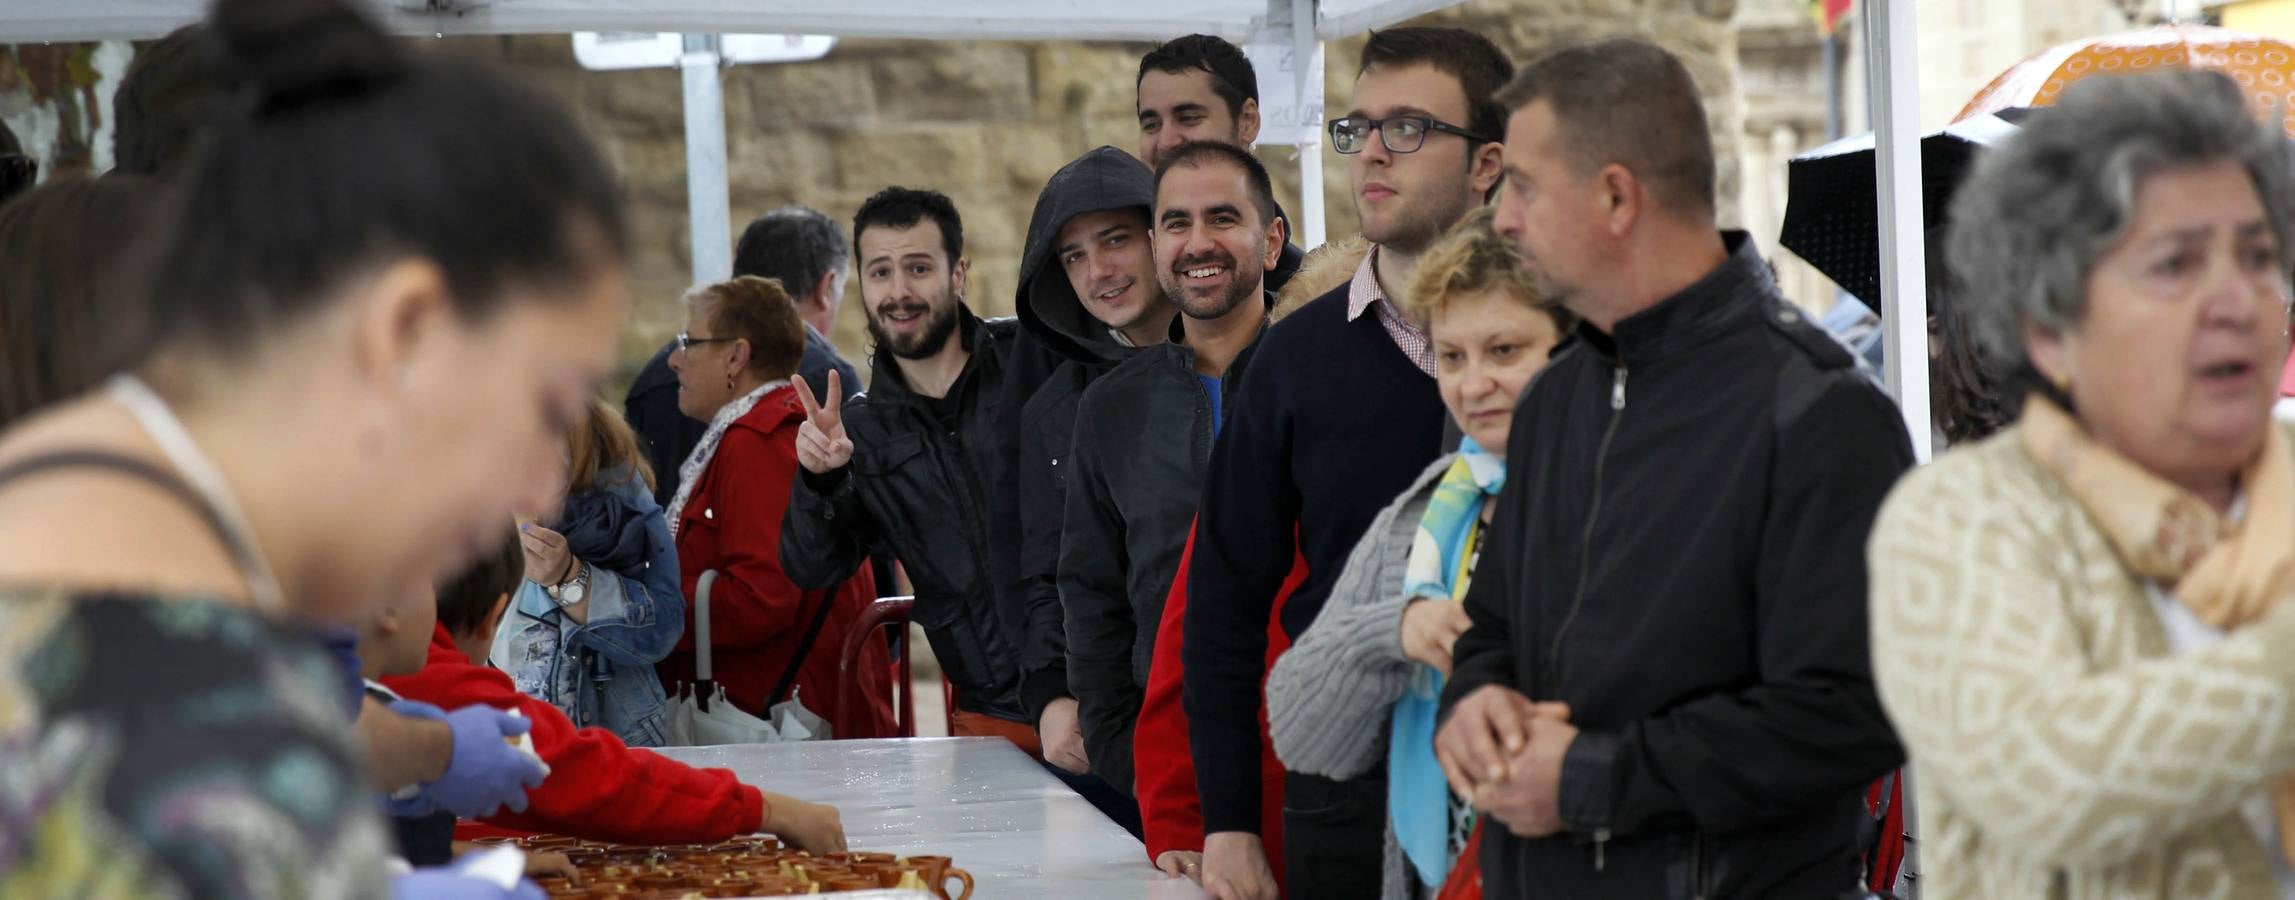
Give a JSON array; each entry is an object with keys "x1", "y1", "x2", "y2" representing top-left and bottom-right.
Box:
[{"x1": 1181, "y1": 280, "x2": 1446, "y2": 835}]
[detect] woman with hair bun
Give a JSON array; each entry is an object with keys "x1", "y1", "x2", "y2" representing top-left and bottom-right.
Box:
[{"x1": 0, "y1": 0, "x2": 634, "y2": 894}]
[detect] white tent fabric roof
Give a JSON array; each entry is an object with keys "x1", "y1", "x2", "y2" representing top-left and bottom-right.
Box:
[{"x1": 0, "y1": 0, "x2": 1461, "y2": 43}]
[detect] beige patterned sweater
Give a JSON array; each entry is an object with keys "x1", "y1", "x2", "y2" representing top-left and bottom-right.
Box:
[{"x1": 1868, "y1": 422, "x2": 2295, "y2": 900}]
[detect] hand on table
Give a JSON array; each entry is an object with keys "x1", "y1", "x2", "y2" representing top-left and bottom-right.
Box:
[
  {"x1": 450, "y1": 844, "x2": 582, "y2": 885},
  {"x1": 1200, "y1": 832, "x2": 1278, "y2": 900},
  {"x1": 1471, "y1": 715, "x2": 1577, "y2": 838},
  {"x1": 763, "y1": 792, "x2": 848, "y2": 854},
  {"x1": 522, "y1": 851, "x2": 580, "y2": 884},
  {"x1": 1154, "y1": 850, "x2": 1205, "y2": 883},
  {"x1": 792, "y1": 372, "x2": 855, "y2": 474},
  {"x1": 1039, "y1": 698, "x2": 1090, "y2": 775},
  {"x1": 1399, "y1": 598, "x2": 1472, "y2": 675},
  {"x1": 393, "y1": 861, "x2": 546, "y2": 900}
]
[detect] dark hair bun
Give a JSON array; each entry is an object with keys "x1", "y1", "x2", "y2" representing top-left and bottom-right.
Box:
[{"x1": 209, "y1": 0, "x2": 408, "y2": 115}]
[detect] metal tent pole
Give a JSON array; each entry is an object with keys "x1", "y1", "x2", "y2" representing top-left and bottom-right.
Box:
[
  {"x1": 681, "y1": 32, "x2": 732, "y2": 286},
  {"x1": 1864, "y1": 0, "x2": 1932, "y2": 461},
  {"x1": 1293, "y1": 0, "x2": 1327, "y2": 250}
]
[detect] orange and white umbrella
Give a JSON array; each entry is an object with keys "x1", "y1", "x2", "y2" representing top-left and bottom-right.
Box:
[{"x1": 1957, "y1": 24, "x2": 2295, "y2": 137}]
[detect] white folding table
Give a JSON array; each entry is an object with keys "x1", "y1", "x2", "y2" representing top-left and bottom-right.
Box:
[{"x1": 654, "y1": 737, "x2": 1211, "y2": 899}]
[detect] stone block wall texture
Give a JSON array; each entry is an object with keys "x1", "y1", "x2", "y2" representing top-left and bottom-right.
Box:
[
  {"x1": 469, "y1": 0, "x2": 1750, "y2": 375},
  {"x1": 1, "y1": 0, "x2": 1747, "y2": 379}
]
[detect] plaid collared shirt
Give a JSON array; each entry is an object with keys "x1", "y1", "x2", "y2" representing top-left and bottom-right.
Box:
[{"x1": 1345, "y1": 246, "x2": 1435, "y2": 376}]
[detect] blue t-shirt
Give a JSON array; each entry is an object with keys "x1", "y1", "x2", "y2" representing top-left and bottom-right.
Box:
[
  {"x1": 1199, "y1": 374, "x2": 1224, "y2": 439},
  {"x1": 314, "y1": 625, "x2": 366, "y2": 717}
]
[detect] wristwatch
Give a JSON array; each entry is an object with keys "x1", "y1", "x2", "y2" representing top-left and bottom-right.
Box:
[{"x1": 545, "y1": 562, "x2": 589, "y2": 607}]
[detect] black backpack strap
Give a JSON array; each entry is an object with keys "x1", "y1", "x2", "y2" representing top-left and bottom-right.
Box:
[
  {"x1": 764, "y1": 589, "x2": 838, "y2": 711},
  {"x1": 0, "y1": 449, "x2": 249, "y2": 566}
]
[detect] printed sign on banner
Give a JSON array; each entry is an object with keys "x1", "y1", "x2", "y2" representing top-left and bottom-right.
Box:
[{"x1": 1245, "y1": 31, "x2": 1325, "y2": 147}]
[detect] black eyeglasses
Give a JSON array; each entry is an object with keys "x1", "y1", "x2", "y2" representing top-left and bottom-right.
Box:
[
  {"x1": 675, "y1": 332, "x2": 736, "y2": 352},
  {"x1": 1327, "y1": 115, "x2": 1493, "y2": 155}
]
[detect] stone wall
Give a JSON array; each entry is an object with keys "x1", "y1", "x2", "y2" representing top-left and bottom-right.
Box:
[
  {"x1": 2, "y1": 0, "x2": 1752, "y2": 378},
  {"x1": 466, "y1": 0, "x2": 1753, "y2": 374}
]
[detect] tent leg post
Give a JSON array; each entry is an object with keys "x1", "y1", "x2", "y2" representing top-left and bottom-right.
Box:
[
  {"x1": 682, "y1": 33, "x2": 732, "y2": 287},
  {"x1": 1864, "y1": 0, "x2": 1931, "y2": 460},
  {"x1": 1292, "y1": 0, "x2": 1326, "y2": 250}
]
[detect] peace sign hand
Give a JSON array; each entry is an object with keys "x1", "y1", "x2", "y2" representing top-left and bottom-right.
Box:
[{"x1": 792, "y1": 371, "x2": 855, "y2": 475}]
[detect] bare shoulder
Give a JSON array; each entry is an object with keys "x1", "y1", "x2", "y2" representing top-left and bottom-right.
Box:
[{"x1": 0, "y1": 400, "x2": 247, "y2": 598}]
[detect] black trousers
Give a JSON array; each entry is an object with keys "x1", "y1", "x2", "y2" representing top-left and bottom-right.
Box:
[{"x1": 1283, "y1": 770, "x2": 1387, "y2": 900}]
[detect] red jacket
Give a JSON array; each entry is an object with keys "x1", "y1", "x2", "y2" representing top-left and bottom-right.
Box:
[
  {"x1": 381, "y1": 625, "x2": 764, "y2": 844},
  {"x1": 658, "y1": 385, "x2": 894, "y2": 739},
  {"x1": 1135, "y1": 520, "x2": 1304, "y2": 889}
]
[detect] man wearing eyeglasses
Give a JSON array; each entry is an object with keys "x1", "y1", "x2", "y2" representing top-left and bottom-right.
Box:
[{"x1": 1177, "y1": 26, "x2": 1513, "y2": 900}]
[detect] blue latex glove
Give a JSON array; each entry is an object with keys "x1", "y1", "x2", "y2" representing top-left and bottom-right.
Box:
[
  {"x1": 391, "y1": 869, "x2": 546, "y2": 900},
  {"x1": 386, "y1": 700, "x2": 548, "y2": 818}
]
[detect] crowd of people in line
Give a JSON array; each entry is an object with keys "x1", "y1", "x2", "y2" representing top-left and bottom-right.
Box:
[{"x1": 6, "y1": 0, "x2": 2295, "y2": 899}]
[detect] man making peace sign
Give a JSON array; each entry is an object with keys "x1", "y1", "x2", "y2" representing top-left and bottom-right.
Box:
[{"x1": 778, "y1": 187, "x2": 1045, "y2": 746}]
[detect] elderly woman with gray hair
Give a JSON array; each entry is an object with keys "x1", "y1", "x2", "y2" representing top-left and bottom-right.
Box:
[{"x1": 1868, "y1": 69, "x2": 2295, "y2": 898}]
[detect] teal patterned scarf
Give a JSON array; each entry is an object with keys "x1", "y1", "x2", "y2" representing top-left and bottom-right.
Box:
[{"x1": 1390, "y1": 437, "x2": 1504, "y2": 886}]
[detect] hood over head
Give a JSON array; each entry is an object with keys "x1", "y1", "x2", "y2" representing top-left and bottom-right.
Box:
[{"x1": 1018, "y1": 146, "x2": 1159, "y2": 366}]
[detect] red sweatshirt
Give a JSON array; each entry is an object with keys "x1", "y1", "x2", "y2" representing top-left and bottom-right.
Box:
[
  {"x1": 1134, "y1": 521, "x2": 1304, "y2": 888},
  {"x1": 382, "y1": 624, "x2": 765, "y2": 844}
]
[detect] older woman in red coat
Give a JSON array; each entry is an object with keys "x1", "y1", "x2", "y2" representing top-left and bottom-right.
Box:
[{"x1": 658, "y1": 275, "x2": 894, "y2": 739}]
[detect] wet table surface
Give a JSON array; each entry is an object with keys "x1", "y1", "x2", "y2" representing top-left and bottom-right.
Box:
[{"x1": 653, "y1": 737, "x2": 1210, "y2": 900}]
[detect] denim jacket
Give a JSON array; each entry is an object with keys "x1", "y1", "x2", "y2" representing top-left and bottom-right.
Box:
[{"x1": 492, "y1": 468, "x2": 683, "y2": 747}]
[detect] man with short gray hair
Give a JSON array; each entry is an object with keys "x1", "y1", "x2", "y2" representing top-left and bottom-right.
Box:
[
  {"x1": 1437, "y1": 37, "x2": 1912, "y2": 896},
  {"x1": 624, "y1": 205, "x2": 865, "y2": 507}
]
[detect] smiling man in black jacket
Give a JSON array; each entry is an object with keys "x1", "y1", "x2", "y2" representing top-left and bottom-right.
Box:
[
  {"x1": 1061, "y1": 141, "x2": 1282, "y2": 809},
  {"x1": 1436, "y1": 39, "x2": 1911, "y2": 898},
  {"x1": 779, "y1": 188, "x2": 1036, "y2": 736}
]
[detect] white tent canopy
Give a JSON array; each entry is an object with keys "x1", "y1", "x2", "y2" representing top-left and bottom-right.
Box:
[{"x1": 0, "y1": 0, "x2": 1461, "y2": 42}]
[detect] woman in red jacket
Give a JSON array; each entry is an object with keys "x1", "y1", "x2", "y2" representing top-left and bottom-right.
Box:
[{"x1": 659, "y1": 275, "x2": 894, "y2": 739}]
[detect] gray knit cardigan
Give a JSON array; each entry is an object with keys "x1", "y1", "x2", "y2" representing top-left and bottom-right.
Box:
[{"x1": 1266, "y1": 453, "x2": 1457, "y2": 900}]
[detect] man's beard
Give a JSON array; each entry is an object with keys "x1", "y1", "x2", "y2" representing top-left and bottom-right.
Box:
[
  {"x1": 1160, "y1": 248, "x2": 1256, "y2": 321},
  {"x1": 867, "y1": 287, "x2": 962, "y2": 360},
  {"x1": 1360, "y1": 158, "x2": 1478, "y2": 255},
  {"x1": 1365, "y1": 185, "x2": 1476, "y2": 257}
]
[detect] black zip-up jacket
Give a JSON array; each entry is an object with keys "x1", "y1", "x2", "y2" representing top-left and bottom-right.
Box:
[
  {"x1": 1440, "y1": 234, "x2": 1911, "y2": 898},
  {"x1": 780, "y1": 307, "x2": 1031, "y2": 722},
  {"x1": 1061, "y1": 304, "x2": 1267, "y2": 798},
  {"x1": 1010, "y1": 152, "x2": 1312, "y2": 725},
  {"x1": 1006, "y1": 147, "x2": 1160, "y2": 721}
]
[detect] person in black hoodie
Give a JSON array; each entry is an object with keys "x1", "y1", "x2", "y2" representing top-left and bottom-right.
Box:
[
  {"x1": 1010, "y1": 147, "x2": 1177, "y2": 779},
  {"x1": 1437, "y1": 39, "x2": 1909, "y2": 898},
  {"x1": 1063, "y1": 140, "x2": 1281, "y2": 806}
]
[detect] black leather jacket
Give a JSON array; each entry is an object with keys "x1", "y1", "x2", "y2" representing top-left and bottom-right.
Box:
[{"x1": 780, "y1": 308, "x2": 1030, "y2": 722}]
